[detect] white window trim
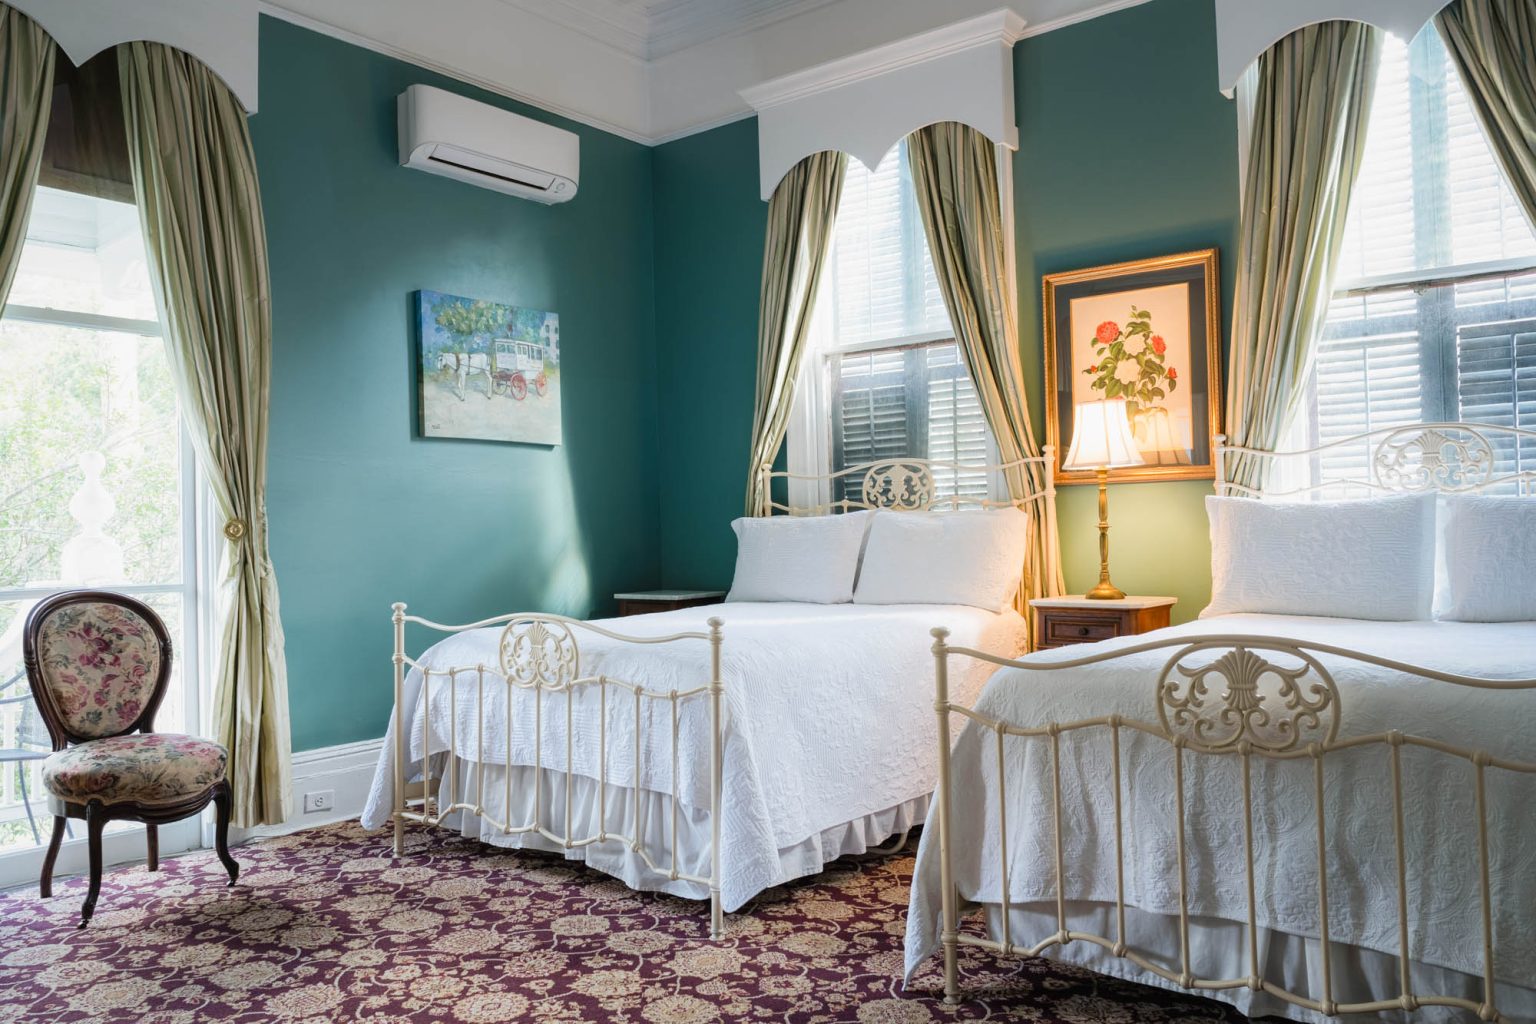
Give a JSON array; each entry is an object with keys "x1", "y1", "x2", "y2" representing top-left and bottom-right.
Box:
[
  {"x1": 786, "y1": 276, "x2": 837, "y2": 512},
  {"x1": 1260, "y1": 27, "x2": 1536, "y2": 493},
  {"x1": 1334, "y1": 254, "x2": 1536, "y2": 295},
  {"x1": 786, "y1": 143, "x2": 1016, "y2": 511},
  {"x1": 0, "y1": 299, "x2": 220, "y2": 883}
]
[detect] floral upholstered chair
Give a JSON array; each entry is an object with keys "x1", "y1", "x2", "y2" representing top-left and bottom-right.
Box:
[{"x1": 23, "y1": 591, "x2": 238, "y2": 926}]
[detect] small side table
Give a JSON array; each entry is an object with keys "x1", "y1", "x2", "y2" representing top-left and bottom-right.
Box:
[
  {"x1": 614, "y1": 590, "x2": 727, "y2": 617},
  {"x1": 1029, "y1": 595, "x2": 1177, "y2": 651}
]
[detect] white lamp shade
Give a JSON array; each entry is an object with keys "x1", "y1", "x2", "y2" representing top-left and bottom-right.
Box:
[{"x1": 1063, "y1": 399, "x2": 1145, "y2": 471}]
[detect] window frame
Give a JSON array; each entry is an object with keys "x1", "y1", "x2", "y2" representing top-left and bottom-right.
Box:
[
  {"x1": 0, "y1": 223, "x2": 219, "y2": 881},
  {"x1": 786, "y1": 142, "x2": 1017, "y2": 510},
  {"x1": 1235, "y1": 28, "x2": 1536, "y2": 484}
]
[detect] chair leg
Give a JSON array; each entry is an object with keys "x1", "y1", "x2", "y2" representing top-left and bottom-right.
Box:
[
  {"x1": 213, "y1": 781, "x2": 239, "y2": 886},
  {"x1": 146, "y1": 824, "x2": 159, "y2": 871},
  {"x1": 80, "y1": 803, "x2": 106, "y2": 928},
  {"x1": 39, "y1": 815, "x2": 65, "y2": 899}
]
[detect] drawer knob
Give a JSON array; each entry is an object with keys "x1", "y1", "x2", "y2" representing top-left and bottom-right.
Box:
[{"x1": 1078, "y1": 626, "x2": 1090, "y2": 637}]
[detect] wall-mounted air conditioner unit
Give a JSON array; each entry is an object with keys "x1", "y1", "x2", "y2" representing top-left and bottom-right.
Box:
[{"x1": 398, "y1": 84, "x2": 579, "y2": 204}]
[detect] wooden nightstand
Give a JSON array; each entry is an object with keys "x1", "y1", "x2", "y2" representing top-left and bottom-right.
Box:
[
  {"x1": 1029, "y1": 595, "x2": 1177, "y2": 651},
  {"x1": 614, "y1": 590, "x2": 727, "y2": 617}
]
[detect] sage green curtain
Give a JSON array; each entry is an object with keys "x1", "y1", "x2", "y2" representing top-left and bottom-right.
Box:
[
  {"x1": 745, "y1": 151, "x2": 847, "y2": 515},
  {"x1": 119, "y1": 41, "x2": 291, "y2": 827},
  {"x1": 1436, "y1": 0, "x2": 1536, "y2": 229},
  {"x1": 1226, "y1": 22, "x2": 1381, "y2": 492},
  {"x1": 0, "y1": 4, "x2": 56, "y2": 307},
  {"x1": 906, "y1": 122, "x2": 1064, "y2": 620}
]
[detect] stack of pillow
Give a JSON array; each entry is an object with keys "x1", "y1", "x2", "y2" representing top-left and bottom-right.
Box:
[
  {"x1": 725, "y1": 507, "x2": 1030, "y2": 613},
  {"x1": 1203, "y1": 492, "x2": 1536, "y2": 622}
]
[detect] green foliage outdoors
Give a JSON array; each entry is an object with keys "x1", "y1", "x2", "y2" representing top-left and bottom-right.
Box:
[{"x1": 0, "y1": 320, "x2": 181, "y2": 590}]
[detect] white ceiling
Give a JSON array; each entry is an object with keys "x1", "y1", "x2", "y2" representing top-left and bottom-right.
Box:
[
  {"x1": 501, "y1": 0, "x2": 844, "y2": 59},
  {"x1": 260, "y1": 0, "x2": 1154, "y2": 144}
]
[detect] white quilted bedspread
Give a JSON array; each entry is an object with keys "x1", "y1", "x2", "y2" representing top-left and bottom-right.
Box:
[
  {"x1": 362, "y1": 602, "x2": 1026, "y2": 909},
  {"x1": 905, "y1": 615, "x2": 1536, "y2": 984}
]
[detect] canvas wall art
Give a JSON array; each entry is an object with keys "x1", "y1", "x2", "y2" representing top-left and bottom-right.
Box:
[
  {"x1": 417, "y1": 289, "x2": 561, "y2": 445},
  {"x1": 1043, "y1": 249, "x2": 1222, "y2": 483}
]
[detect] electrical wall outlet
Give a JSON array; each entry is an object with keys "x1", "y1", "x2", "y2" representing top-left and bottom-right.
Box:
[{"x1": 303, "y1": 790, "x2": 334, "y2": 814}]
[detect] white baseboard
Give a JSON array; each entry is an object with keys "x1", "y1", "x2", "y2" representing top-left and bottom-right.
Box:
[{"x1": 225, "y1": 737, "x2": 384, "y2": 846}]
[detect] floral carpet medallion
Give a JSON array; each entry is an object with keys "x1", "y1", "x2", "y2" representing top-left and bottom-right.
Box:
[{"x1": 0, "y1": 822, "x2": 1247, "y2": 1023}]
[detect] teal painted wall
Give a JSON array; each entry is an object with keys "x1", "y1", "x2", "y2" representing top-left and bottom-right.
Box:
[
  {"x1": 255, "y1": 0, "x2": 1237, "y2": 749},
  {"x1": 651, "y1": 0, "x2": 1239, "y2": 623},
  {"x1": 1013, "y1": 0, "x2": 1239, "y2": 620},
  {"x1": 251, "y1": 17, "x2": 661, "y2": 751},
  {"x1": 651, "y1": 118, "x2": 766, "y2": 585}
]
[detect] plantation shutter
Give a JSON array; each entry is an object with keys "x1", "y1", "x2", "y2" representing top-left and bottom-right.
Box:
[
  {"x1": 833, "y1": 348, "x2": 909, "y2": 469},
  {"x1": 820, "y1": 147, "x2": 996, "y2": 504},
  {"x1": 925, "y1": 344, "x2": 991, "y2": 500},
  {"x1": 1308, "y1": 29, "x2": 1536, "y2": 491},
  {"x1": 1457, "y1": 317, "x2": 1536, "y2": 477}
]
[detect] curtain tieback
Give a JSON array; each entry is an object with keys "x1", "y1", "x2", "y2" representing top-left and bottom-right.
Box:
[{"x1": 223, "y1": 518, "x2": 248, "y2": 541}]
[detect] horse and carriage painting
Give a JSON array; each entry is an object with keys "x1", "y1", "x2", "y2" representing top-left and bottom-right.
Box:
[{"x1": 417, "y1": 289, "x2": 561, "y2": 445}]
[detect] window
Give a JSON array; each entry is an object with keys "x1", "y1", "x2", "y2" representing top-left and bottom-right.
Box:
[
  {"x1": 789, "y1": 146, "x2": 999, "y2": 506},
  {"x1": 1298, "y1": 27, "x2": 1536, "y2": 487},
  {"x1": 0, "y1": 186, "x2": 204, "y2": 858}
]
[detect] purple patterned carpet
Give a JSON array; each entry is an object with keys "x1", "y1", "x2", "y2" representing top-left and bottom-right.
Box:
[{"x1": 0, "y1": 822, "x2": 1248, "y2": 1022}]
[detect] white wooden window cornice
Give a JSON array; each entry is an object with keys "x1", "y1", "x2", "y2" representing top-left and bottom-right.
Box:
[
  {"x1": 1215, "y1": 0, "x2": 1459, "y2": 95},
  {"x1": 739, "y1": 9, "x2": 1026, "y2": 200},
  {"x1": 8, "y1": 0, "x2": 259, "y2": 112}
]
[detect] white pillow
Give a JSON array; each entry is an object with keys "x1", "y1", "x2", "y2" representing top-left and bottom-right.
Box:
[
  {"x1": 853, "y1": 507, "x2": 1029, "y2": 611},
  {"x1": 1202, "y1": 493, "x2": 1436, "y2": 621},
  {"x1": 1440, "y1": 495, "x2": 1536, "y2": 622},
  {"x1": 726, "y1": 511, "x2": 875, "y2": 604}
]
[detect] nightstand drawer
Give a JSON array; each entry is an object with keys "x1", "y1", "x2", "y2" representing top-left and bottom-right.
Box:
[
  {"x1": 1045, "y1": 616, "x2": 1122, "y2": 645},
  {"x1": 1029, "y1": 596, "x2": 1176, "y2": 652}
]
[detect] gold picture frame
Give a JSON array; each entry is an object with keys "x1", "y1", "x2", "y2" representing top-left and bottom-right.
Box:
[{"x1": 1043, "y1": 248, "x2": 1223, "y2": 484}]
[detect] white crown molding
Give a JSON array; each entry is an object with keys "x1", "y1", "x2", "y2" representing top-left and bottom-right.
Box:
[
  {"x1": 648, "y1": 108, "x2": 758, "y2": 147},
  {"x1": 240, "y1": 0, "x2": 1177, "y2": 147},
  {"x1": 259, "y1": 1, "x2": 653, "y2": 144},
  {"x1": 1018, "y1": 0, "x2": 1153, "y2": 39},
  {"x1": 1215, "y1": 0, "x2": 1458, "y2": 92},
  {"x1": 740, "y1": 9, "x2": 1027, "y2": 111}
]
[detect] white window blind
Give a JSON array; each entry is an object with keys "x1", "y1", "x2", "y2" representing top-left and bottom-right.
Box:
[
  {"x1": 795, "y1": 145, "x2": 998, "y2": 505},
  {"x1": 1303, "y1": 27, "x2": 1536, "y2": 488}
]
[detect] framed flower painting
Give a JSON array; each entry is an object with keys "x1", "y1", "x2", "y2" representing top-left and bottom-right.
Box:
[{"x1": 1042, "y1": 249, "x2": 1223, "y2": 484}]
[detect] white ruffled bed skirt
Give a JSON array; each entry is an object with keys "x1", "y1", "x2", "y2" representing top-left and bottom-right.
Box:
[
  {"x1": 410, "y1": 757, "x2": 926, "y2": 912},
  {"x1": 961, "y1": 901, "x2": 1536, "y2": 1023}
]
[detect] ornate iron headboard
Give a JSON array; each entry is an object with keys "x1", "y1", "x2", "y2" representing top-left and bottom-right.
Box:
[
  {"x1": 755, "y1": 451, "x2": 1056, "y2": 516},
  {"x1": 1215, "y1": 422, "x2": 1536, "y2": 499}
]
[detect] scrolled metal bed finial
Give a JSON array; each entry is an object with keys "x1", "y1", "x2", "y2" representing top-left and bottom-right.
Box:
[
  {"x1": 1373, "y1": 424, "x2": 1494, "y2": 493},
  {"x1": 498, "y1": 617, "x2": 580, "y2": 689},
  {"x1": 1157, "y1": 643, "x2": 1340, "y2": 753},
  {"x1": 861, "y1": 462, "x2": 934, "y2": 510}
]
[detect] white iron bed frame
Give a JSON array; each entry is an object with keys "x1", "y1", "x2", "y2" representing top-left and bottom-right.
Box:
[
  {"x1": 388, "y1": 450, "x2": 1055, "y2": 937},
  {"x1": 926, "y1": 422, "x2": 1536, "y2": 1021}
]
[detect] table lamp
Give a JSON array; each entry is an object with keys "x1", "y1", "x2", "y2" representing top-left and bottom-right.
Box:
[{"x1": 1063, "y1": 398, "x2": 1145, "y2": 599}]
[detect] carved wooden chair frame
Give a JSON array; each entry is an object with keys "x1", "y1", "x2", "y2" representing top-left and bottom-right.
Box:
[{"x1": 23, "y1": 589, "x2": 238, "y2": 926}]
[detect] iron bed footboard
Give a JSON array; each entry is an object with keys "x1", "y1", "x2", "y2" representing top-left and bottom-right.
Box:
[
  {"x1": 927, "y1": 629, "x2": 1536, "y2": 1020},
  {"x1": 389, "y1": 604, "x2": 726, "y2": 938}
]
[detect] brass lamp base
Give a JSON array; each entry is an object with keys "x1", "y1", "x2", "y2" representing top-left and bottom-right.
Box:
[
  {"x1": 1084, "y1": 466, "x2": 1125, "y2": 600},
  {"x1": 1086, "y1": 579, "x2": 1126, "y2": 601}
]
